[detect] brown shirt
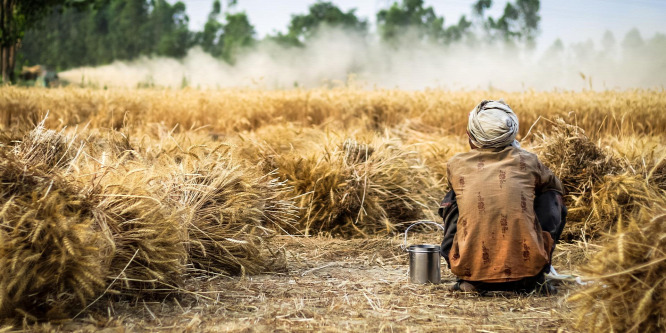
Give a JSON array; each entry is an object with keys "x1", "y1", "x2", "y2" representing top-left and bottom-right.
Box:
[{"x1": 446, "y1": 146, "x2": 563, "y2": 282}]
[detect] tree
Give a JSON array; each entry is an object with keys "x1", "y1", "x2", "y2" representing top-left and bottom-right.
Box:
[
  {"x1": 194, "y1": 1, "x2": 256, "y2": 63},
  {"x1": 1, "y1": 0, "x2": 89, "y2": 82},
  {"x1": 474, "y1": 0, "x2": 541, "y2": 46},
  {"x1": 445, "y1": 15, "x2": 473, "y2": 43},
  {"x1": 20, "y1": 0, "x2": 196, "y2": 71},
  {"x1": 646, "y1": 33, "x2": 666, "y2": 74},
  {"x1": 571, "y1": 39, "x2": 595, "y2": 64},
  {"x1": 376, "y1": 0, "x2": 445, "y2": 44},
  {"x1": 197, "y1": 0, "x2": 224, "y2": 57},
  {"x1": 108, "y1": 0, "x2": 150, "y2": 60},
  {"x1": 149, "y1": 0, "x2": 191, "y2": 58},
  {"x1": 83, "y1": 2, "x2": 113, "y2": 65},
  {"x1": 19, "y1": 2, "x2": 98, "y2": 70},
  {"x1": 601, "y1": 30, "x2": 616, "y2": 52},
  {"x1": 273, "y1": 1, "x2": 367, "y2": 47},
  {"x1": 622, "y1": 28, "x2": 644, "y2": 50},
  {"x1": 473, "y1": 0, "x2": 492, "y2": 17},
  {"x1": 547, "y1": 38, "x2": 564, "y2": 54},
  {"x1": 220, "y1": 12, "x2": 254, "y2": 63},
  {"x1": 515, "y1": 0, "x2": 540, "y2": 44},
  {"x1": 488, "y1": 2, "x2": 519, "y2": 40},
  {"x1": 376, "y1": 0, "x2": 479, "y2": 45}
]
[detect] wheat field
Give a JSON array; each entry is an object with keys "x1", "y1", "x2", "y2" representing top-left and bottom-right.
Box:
[{"x1": 0, "y1": 87, "x2": 664, "y2": 331}]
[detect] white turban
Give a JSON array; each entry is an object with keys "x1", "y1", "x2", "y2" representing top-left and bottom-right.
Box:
[{"x1": 467, "y1": 100, "x2": 520, "y2": 149}]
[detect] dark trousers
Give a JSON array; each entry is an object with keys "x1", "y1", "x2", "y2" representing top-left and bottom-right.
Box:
[{"x1": 438, "y1": 190, "x2": 567, "y2": 290}]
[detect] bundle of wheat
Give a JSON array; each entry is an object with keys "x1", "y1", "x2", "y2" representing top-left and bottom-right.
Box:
[
  {"x1": 605, "y1": 135, "x2": 666, "y2": 192},
  {"x1": 80, "y1": 126, "x2": 297, "y2": 277},
  {"x1": 264, "y1": 136, "x2": 433, "y2": 237},
  {"x1": 14, "y1": 119, "x2": 79, "y2": 170},
  {"x1": 89, "y1": 164, "x2": 187, "y2": 293},
  {"x1": 534, "y1": 119, "x2": 621, "y2": 195},
  {"x1": 162, "y1": 146, "x2": 296, "y2": 275},
  {"x1": 276, "y1": 144, "x2": 353, "y2": 236},
  {"x1": 570, "y1": 199, "x2": 666, "y2": 332},
  {"x1": 231, "y1": 124, "x2": 327, "y2": 174},
  {"x1": 585, "y1": 173, "x2": 660, "y2": 236},
  {"x1": 532, "y1": 119, "x2": 624, "y2": 239},
  {"x1": 0, "y1": 149, "x2": 104, "y2": 321},
  {"x1": 354, "y1": 138, "x2": 436, "y2": 226},
  {"x1": 82, "y1": 128, "x2": 136, "y2": 163},
  {"x1": 651, "y1": 158, "x2": 666, "y2": 191}
]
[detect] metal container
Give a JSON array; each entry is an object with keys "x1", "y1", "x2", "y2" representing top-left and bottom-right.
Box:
[{"x1": 403, "y1": 221, "x2": 446, "y2": 284}]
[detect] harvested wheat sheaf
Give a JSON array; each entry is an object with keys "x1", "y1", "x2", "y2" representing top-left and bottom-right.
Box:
[
  {"x1": 89, "y1": 165, "x2": 188, "y2": 293},
  {"x1": 534, "y1": 119, "x2": 621, "y2": 197},
  {"x1": 244, "y1": 135, "x2": 436, "y2": 237},
  {"x1": 16, "y1": 118, "x2": 80, "y2": 169},
  {"x1": 0, "y1": 88, "x2": 664, "y2": 326},
  {"x1": 163, "y1": 146, "x2": 296, "y2": 275},
  {"x1": 0, "y1": 125, "x2": 297, "y2": 321},
  {"x1": 0, "y1": 149, "x2": 104, "y2": 322},
  {"x1": 570, "y1": 200, "x2": 666, "y2": 333},
  {"x1": 532, "y1": 119, "x2": 663, "y2": 240}
]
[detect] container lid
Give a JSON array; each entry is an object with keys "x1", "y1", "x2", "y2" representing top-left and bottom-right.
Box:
[{"x1": 408, "y1": 244, "x2": 440, "y2": 253}]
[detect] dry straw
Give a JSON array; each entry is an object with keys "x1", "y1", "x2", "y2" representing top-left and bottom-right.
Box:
[
  {"x1": 570, "y1": 199, "x2": 666, "y2": 332},
  {"x1": 0, "y1": 87, "x2": 664, "y2": 325},
  {"x1": 0, "y1": 123, "x2": 299, "y2": 321},
  {"x1": 531, "y1": 118, "x2": 663, "y2": 240},
  {"x1": 0, "y1": 148, "x2": 104, "y2": 322},
  {"x1": 162, "y1": 144, "x2": 297, "y2": 275},
  {"x1": 3, "y1": 87, "x2": 665, "y2": 137},
  {"x1": 241, "y1": 134, "x2": 436, "y2": 237},
  {"x1": 89, "y1": 164, "x2": 187, "y2": 293}
]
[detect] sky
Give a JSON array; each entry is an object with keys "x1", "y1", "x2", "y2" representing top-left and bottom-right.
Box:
[{"x1": 175, "y1": 0, "x2": 666, "y2": 50}]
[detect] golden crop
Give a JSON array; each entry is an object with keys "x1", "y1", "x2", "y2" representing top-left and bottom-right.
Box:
[
  {"x1": 1, "y1": 87, "x2": 665, "y2": 137},
  {"x1": 0, "y1": 87, "x2": 664, "y2": 326}
]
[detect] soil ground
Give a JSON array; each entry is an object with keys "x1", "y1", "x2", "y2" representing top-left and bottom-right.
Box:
[{"x1": 19, "y1": 235, "x2": 596, "y2": 333}]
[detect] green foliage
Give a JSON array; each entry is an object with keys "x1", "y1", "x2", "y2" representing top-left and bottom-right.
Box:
[
  {"x1": 221, "y1": 12, "x2": 255, "y2": 63},
  {"x1": 151, "y1": 1, "x2": 192, "y2": 58},
  {"x1": 473, "y1": 0, "x2": 492, "y2": 16},
  {"x1": 16, "y1": 0, "x2": 545, "y2": 74},
  {"x1": 193, "y1": 0, "x2": 255, "y2": 63},
  {"x1": 20, "y1": 0, "x2": 194, "y2": 70},
  {"x1": 477, "y1": 0, "x2": 541, "y2": 46},
  {"x1": 445, "y1": 16, "x2": 473, "y2": 43},
  {"x1": 2, "y1": 0, "x2": 78, "y2": 44},
  {"x1": 377, "y1": 0, "x2": 475, "y2": 45},
  {"x1": 197, "y1": 0, "x2": 224, "y2": 57},
  {"x1": 1, "y1": 0, "x2": 90, "y2": 82},
  {"x1": 272, "y1": 1, "x2": 367, "y2": 47},
  {"x1": 377, "y1": 0, "x2": 446, "y2": 44}
]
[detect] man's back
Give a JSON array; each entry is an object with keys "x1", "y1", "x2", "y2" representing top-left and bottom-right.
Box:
[{"x1": 446, "y1": 146, "x2": 563, "y2": 282}]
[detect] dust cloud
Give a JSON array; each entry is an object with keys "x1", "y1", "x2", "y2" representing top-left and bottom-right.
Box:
[{"x1": 59, "y1": 28, "x2": 666, "y2": 91}]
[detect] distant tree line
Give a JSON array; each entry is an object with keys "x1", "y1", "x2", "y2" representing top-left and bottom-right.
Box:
[
  {"x1": 1, "y1": 0, "x2": 90, "y2": 83},
  {"x1": 19, "y1": 0, "x2": 193, "y2": 71},
  {"x1": 7, "y1": 0, "x2": 546, "y2": 78},
  {"x1": 6, "y1": 0, "x2": 662, "y2": 83}
]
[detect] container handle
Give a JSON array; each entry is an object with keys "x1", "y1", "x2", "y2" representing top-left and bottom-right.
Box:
[{"x1": 402, "y1": 220, "x2": 446, "y2": 251}]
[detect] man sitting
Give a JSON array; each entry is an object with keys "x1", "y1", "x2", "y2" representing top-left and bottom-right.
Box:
[{"x1": 439, "y1": 100, "x2": 567, "y2": 294}]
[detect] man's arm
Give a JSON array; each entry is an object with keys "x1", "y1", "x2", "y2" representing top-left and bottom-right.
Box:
[
  {"x1": 535, "y1": 160, "x2": 564, "y2": 195},
  {"x1": 534, "y1": 190, "x2": 567, "y2": 246},
  {"x1": 533, "y1": 159, "x2": 567, "y2": 247},
  {"x1": 439, "y1": 190, "x2": 458, "y2": 267}
]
